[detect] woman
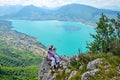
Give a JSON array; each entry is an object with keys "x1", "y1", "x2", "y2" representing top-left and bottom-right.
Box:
[{"x1": 53, "y1": 48, "x2": 60, "y2": 65}]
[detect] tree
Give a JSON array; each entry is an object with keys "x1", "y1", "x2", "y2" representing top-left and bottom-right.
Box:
[
  {"x1": 109, "y1": 13, "x2": 120, "y2": 56},
  {"x1": 110, "y1": 13, "x2": 120, "y2": 43},
  {"x1": 87, "y1": 13, "x2": 115, "y2": 53}
]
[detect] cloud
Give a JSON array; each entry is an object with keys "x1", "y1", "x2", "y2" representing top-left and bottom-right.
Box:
[
  {"x1": 86, "y1": 0, "x2": 120, "y2": 8},
  {"x1": 0, "y1": 0, "x2": 20, "y2": 5},
  {"x1": 0, "y1": 0, "x2": 120, "y2": 8}
]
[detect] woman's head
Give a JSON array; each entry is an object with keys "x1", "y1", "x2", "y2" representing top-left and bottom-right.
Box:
[
  {"x1": 49, "y1": 44, "x2": 53, "y2": 48},
  {"x1": 53, "y1": 48, "x2": 57, "y2": 51}
]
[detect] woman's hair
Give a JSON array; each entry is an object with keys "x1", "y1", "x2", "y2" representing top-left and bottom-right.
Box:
[
  {"x1": 53, "y1": 48, "x2": 56, "y2": 51},
  {"x1": 49, "y1": 44, "x2": 53, "y2": 48}
]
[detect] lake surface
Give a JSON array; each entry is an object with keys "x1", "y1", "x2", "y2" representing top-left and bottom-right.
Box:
[{"x1": 11, "y1": 20, "x2": 95, "y2": 56}]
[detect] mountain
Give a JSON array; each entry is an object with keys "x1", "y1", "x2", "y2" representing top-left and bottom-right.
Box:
[
  {"x1": 0, "y1": 5, "x2": 23, "y2": 16},
  {"x1": 11, "y1": 5, "x2": 51, "y2": 19},
  {"x1": 52, "y1": 3, "x2": 119, "y2": 25},
  {"x1": 0, "y1": 20, "x2": 46, "y2": 80},
  {"x1": 103, "y1": 6, "x2": 120, "y2": 11},
  {"x1": 0, "y1": 4, "x2": 120, "y2": 25},
  {"x1": 54, "y1": 4, "x2": 99, "y2": 23}
]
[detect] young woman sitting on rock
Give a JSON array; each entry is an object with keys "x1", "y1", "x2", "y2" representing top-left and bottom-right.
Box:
[{"x1": 53, "y1": 48, "x2": 60, "y2": 66}]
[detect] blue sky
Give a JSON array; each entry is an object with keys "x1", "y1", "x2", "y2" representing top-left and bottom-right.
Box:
[{"x1": 0, "y1": 0, "x2": 120, "y2": 9}]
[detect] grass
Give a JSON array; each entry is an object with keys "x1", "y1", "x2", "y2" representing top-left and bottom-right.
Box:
[
  {"x1": 55, "y1": 53, "x2": 120, "y2": 80},
  {"x1": 0, "y1": 65, "x2": 40, "y2": 80}
]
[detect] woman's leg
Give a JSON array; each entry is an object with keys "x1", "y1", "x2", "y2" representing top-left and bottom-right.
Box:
[
  {"x1": 54, "y1": 55, "x2": 60, "y2": 63},
  {"x1": 49, "y1": 57, "x2": 56, "y2": 67}
]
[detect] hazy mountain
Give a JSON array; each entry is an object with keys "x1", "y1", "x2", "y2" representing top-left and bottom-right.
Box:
[
  {"x1": 8, "y1": 5, "x2": 53, "y2": 20},
  {"x1": 1, "y1": 4, "x2": 120, "y2": 24},
  {"x1": 103, "y1": 6, "x2": 120, "y2": 11},
  {"x1": 0, "y1": 5, "x2": 23, "y2": 16},
  {"x1": 55, "y1": 4, "x2": 119, "y2": 23},
  {"x1": 55, "y1": 4, "x2": 99, "y2": 22}
]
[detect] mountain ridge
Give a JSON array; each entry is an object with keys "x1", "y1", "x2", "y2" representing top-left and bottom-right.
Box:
[{"x1": 1, "y1": 3, "x2": 120, "y2": 25}]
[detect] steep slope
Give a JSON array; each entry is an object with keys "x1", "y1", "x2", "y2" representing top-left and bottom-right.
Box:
[
  {"x1": 0, "y1": 20, "x2": 46, "y2": 80},
  {"x1": 0, "y1": 20, "x2": 46, "y2": 56}
]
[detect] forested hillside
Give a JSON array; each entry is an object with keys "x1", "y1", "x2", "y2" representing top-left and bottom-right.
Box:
[{"x1": 0, "y1": 20, "x2": 46, "y2": 80}]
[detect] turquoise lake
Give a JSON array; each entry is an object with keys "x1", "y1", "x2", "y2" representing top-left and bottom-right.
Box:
[{"x1": 11, "y1": 20, "x2": 95, "y2": 56}]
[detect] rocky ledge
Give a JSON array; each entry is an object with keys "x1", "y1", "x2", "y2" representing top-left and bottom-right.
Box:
[{"x1": 38, "y1": 54, "x2": 120, "y2": 80}]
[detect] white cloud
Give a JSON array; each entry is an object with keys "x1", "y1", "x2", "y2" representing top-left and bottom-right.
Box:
[
  {"x1": 0, "y1": 0, "x2": 20, "y2": 5},
  {"x1": 86, "y1": 0, "x2": 120, "y2": 8},
  {"x1": 0, "y1": 0, "x2": 120, "y2": 8}
]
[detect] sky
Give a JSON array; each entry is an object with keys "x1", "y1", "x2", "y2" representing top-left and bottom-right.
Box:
[{"x1": 0, "y1": 0, "x2": 120, "y2": 9}]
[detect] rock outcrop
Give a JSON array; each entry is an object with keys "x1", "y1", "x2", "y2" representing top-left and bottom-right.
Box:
[
  {"x1": 81, "y1": 58, "x2": 104, "y2": 80},
  {"x1": 81, "y1": 69, "x2": 100, "y2": 80},
  {"x1": 38, "y1": 55, "x2": 119, "y2": 80},
  {"x1": 38, "y1": 57, "x2": 103, "y2": 80},
  {"x1": 38, "y1": 56, "x2": 72, "y2": 80},
  {"x1": 68, "y1": 70, "x2": 78, "y2": 80},
  {"x1": 38, "y1": 58, "x2": 52, "y2": 80},
  {"x1": 87, "y1": 58, "x2": 104, "y2": 70}
]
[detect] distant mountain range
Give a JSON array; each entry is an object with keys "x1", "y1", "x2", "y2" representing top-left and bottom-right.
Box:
[
  {"x1": 103, "y1": 6, "x2": 120, "y2": 11},
  {"x1": 0, "y1": 4, "x2": 120, "y2": 25},
  {"x1": 0, "y1": 5, "x2": 23, "y2": 16}
]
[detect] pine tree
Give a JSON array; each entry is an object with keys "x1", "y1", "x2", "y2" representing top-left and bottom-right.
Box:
[
  {"x1": 111, "y1": 13, "x2": 120, "y2": 43},
  {"x1": 110, "y1": 13, "x2": 120, "y2": 56},
  {"x1": 87, "y1": 13, "x2": 115, "y2": 53}
]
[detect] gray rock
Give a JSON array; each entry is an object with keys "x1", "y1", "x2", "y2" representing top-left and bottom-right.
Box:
[
  {"x1": 60, "y1": 57, "x2": 70, "y2": 69},
  {"x1": 38, "y1": 56, "x2": 71, "y2": 80},
  {"x1": 79, "y1": 65, "x2": 83, "y2": 70},
  {"x1": 58, "y1": 68, "x2": 63, "y2": 72},
  {"x1": 117, "y1": 65, "x2": 120, "y2": 74},
  {"x1": 76, "y1": 57, "x2": 79, "y2": 61},
  {"x1": 68, "y1": 70, "x2": 78, "y2": 80},
  {"x1": 51, "y1": 73, "x2": 57, "y2": 80},
  {"x1": 70, "y1": 56, "x2": 76, "y2": 62},
  {"x1": 65, "y1": 68, "x2": 71, "y2": 73},
  {"x1": 81, "y1": 69, "x2": 100, "y2": 80},
  {"x1": 42, "y1": 73, "x2": 51, "y2": 80},
  {"x1": 38, "y1": 58, "x2": 52, "y2": 80},
  {"x1": 87, "y1": 58, "x2": 103, "y2": 70}
]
